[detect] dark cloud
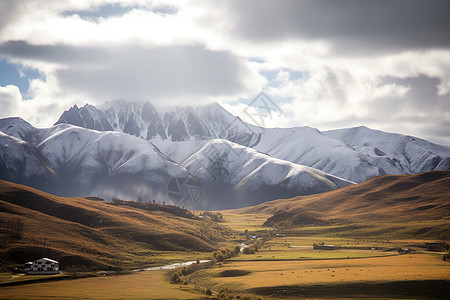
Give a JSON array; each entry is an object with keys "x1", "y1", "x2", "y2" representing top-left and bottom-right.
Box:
[
  {"x1": 0, "y1": 41, "x2": 111, "y2": 65},
  {"x1": 206, "y1": 0, "x2": 450, "y2": 55},
  {"x1": 0, "y1": 41, "x2": 258, "y2": 102}
]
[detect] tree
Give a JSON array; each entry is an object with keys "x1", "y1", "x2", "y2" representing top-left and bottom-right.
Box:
[{"x1": 216, "y1": 253, "x2": 225, "y2": 262}]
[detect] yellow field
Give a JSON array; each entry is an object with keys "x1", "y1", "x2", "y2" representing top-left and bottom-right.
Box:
[
  {"x1": 219, "y1": 211, "x2": 273, "y2": 232},
  {"x1": 190, "y1": 253, "x2": 450, "y2": 291},
  {"x1": 0, "y1": 270, "x2": 199, "y2": 300},
  {"x1": 1, "y1": 177, "x2": 449, "y2": 299}
]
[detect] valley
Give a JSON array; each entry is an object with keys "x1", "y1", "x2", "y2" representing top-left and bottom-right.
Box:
[{"x1": 1, "y1": 171, "x2": 449, "y2": 299}]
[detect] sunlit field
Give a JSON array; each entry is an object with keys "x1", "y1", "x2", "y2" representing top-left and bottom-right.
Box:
[
  {"x1": 0, "y1": 270, "x2": 199, "y2": 300},
  {"x1": 2, "y1": 208, "x2": 449, "y2": 299},
  {"x1": 190, "y1": 253, "x2": 449, "y2": 288}
]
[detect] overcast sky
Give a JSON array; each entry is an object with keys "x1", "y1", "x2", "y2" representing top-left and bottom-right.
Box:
[{"x1": 0, "y1": 0, "x2": 449, "y2": 145}]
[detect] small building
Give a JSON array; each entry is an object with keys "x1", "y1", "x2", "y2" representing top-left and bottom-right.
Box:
[
  {"x1": 313, "y1": 243, "x2": 336, "y2": 250},
  {"x1": 27, "y1": 258, "x2": 60, "y2": 275}
]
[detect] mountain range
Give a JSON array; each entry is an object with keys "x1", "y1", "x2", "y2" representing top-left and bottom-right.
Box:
[
  {"x1": 0, "y1": 101, "x2": 449, "y2": 209},
  {"x1": 56, "y1": 102, "x2": 450, "y2": 183}
]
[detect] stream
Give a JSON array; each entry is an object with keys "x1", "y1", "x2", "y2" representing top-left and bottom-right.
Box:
[{"x1": 133, "y1": 260, "x2": 211, "y2": 272}]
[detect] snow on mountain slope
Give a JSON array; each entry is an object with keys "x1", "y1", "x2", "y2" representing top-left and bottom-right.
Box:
[
  {"x1": 55, "y1": 102, "x2": 450, "y2": 184},
  {"x1": 253, "y1": 126, "x2": 450, "y2": 183},
  {"x1": 0, "y1": 131, "x2": 54, "y2": 182},
  {"x1": 56, "y1": 101, "x2": 262, "y2": 146},
  {"x1": 0, "y1": 118, "x2": 192, "y2": 204},
  {"x1": 182, "y1": 139, "x2": 354, "y2": 209},
  {"x1": 324, "y1": 126, "x2": 450, "y2": 173},
  {"x1": 0, "y1": 117, "x2": 41, "y2": 145},
  {"x1": 152, "y1": 139, "x2": 209, "y2": 163},
  {"x1": 253, "y1": 127, "x2": 388, "y2": 183},
  {"x1": 1, "y1": 116, "x2": 356, "y2": 209}
]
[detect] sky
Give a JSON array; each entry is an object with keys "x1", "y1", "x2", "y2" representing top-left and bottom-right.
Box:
[{"x1": 0, "y1": 0, "x2": 449, "y2": 145}]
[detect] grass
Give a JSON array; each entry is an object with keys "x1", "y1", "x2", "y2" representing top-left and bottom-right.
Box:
[
  {"x1": 230, "y1": 250, "x2": 394, "y2": 261},
  {"x1": 249, "y1": 280, "x2": 450, "y2": 299},
  {"x1": 0, "y1": 180, "x2": 231, "y2": 271},
  {"x1": 1, "y1": 174, "x2": 450, "y2": 299},
  {"x1": 218, "y1": 211, "x2": 273, "y2": 232},
  {"x1": 0, "y1": 272, "x2": 68, "y2": 284},
  {"x1": 238, "y1": 171, "x2": 450, "y2": 241},
  {"x1": 189, "y1": 254, "x2": 450, "y2": 295},
  {"x1": 0, "y1": 270, "x2": 201, "y2": 299}
]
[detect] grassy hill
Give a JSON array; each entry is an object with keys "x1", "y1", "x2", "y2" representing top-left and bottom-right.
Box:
[
  {"x1": 237, "y1": 171, "x2": 450, "y2": 239},
  {"x1": 0, "y1": 180, "x2": 230, "y2": 271}
]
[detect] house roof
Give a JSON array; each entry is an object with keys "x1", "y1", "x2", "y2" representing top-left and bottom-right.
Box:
[{"x1": 34, "y1": 258, "x2": 59, "y2": 263}]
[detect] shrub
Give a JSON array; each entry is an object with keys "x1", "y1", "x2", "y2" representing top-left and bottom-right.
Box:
[
  {"x1": 200, "y1": 212, "x2": 224, "y2": 222},
  {"x1": 243, "y1": 247, "x2": 255, "y2": 254},
  {"x1": 170, "y1": 272, "x2": 181, "y2": 283},
  {"x1": 181, "y1": 267, "x2": 188, "y2": 276},
  {"x1": 213, "y1": 246, "x2": 240, "y2": 262},
  {"x1": 218, "y1": 291, "x2": 235, "y2": 299},
  {"x1": 216, "y1": 253, "x2": 225, "y2": 262}
]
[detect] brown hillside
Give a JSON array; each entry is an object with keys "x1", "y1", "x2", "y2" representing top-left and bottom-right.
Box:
[
  {"x1": 236, "y1": 171, "x2": 450, "y2": 235},
  {"x1": 0, "y1": 180, "x2": 229, "y2": 271}
]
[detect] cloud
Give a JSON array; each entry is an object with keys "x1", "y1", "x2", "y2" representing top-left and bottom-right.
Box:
[
  {"x1": 194, "y1": 0, "x2": 450, "y2": 55},
  {"x1": 0, "y1": 85, "x2": 22, "y2": 116},
  {"x1": 0, "y1": 0, "x2": 449, "y2": 145},
  {"x1": 0, "y1": 41, "x2": 263, "y2": 104}
]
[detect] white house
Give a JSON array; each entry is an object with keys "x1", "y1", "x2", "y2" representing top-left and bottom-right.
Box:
[{"x1": 27, "y1": 258, "x2": 60, "y2": 275}]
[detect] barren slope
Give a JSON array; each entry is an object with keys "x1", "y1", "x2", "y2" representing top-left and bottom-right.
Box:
[
  {"x1": 0, "y1": 180, "x2": 228, "y2": 270},
  {"x1": 237, "y1": 171, "x2": 450, "y2": 235}
]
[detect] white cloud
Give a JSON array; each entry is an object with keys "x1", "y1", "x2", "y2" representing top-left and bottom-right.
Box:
[{"x1": 0, "y1": 85, "x2": 22, "y2": 116}]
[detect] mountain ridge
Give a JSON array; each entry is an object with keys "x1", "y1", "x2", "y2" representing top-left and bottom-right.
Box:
[
  {"x1": 236, "y1": 170, "x2": 450, "y2": 228},
  {"x1": 54, "y1": 101, "x2": 450, "y2": 183},
  {"x1": 1, "y1": 101, "x2": 450, "y2": 209},
  {"x1": 0, "y1": 117, "x2": 352, "y2": 209},
  {"x1": 0, "y1": 179, "x2": 227, "y2": 270}
]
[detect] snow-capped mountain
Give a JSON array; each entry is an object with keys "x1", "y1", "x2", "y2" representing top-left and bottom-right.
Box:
[
  {"x1": 0, "y1": 117, "x2": 352, "y2": 209},
  {"x1": 0, "y1": 130, "x2": 54, "y2": 185},
  {"x1": 0, "y1": 117, "x2": 194, "y2": 205},
  {"x1": 1, "y1": 101, "x2": 449, "y2": 209},
  {"x1": 55, "y1": 101, "x2": 450, "y2": 184},
  {"x1": 56, "y1": 102, "x2": 262, "y2": 146},
  {"x1": 182, "y1": 139, "x2": 353, "y2": 209},
  {"x1": 251, "y1": 126, "x2": 450, "y2": 183},
  {"x1": 324, "y1": 126, "x2": 450, "y2": 174}
]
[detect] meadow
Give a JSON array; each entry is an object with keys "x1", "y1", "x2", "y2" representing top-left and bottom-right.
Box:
[
  {"x1": 0, "y1": 270, "x2": 201, "y2": 299},
  {"x1": 1, "y1": 175, "x2": 449, "y2": 299}
]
